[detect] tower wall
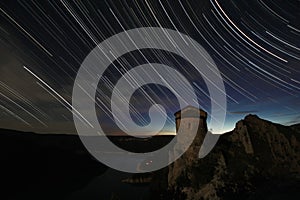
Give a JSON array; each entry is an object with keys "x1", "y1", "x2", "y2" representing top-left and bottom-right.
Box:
[{"x1": 168, "y1": 106, "x2": 208, "y2": 187}]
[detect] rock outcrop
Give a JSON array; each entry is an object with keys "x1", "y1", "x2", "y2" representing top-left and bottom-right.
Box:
[{"x1": 166, "y1": 114, "x2": 300, "y2": 199}]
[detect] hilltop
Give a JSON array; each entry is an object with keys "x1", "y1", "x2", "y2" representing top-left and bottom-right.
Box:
[{"x1": 163, "y1": 114, "x2": 300, "y2": 199}]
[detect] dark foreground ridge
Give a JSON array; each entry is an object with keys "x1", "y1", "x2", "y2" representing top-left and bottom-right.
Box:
[
  {"x1": 0, "y1": 129, "x2": 107, "y2": 200},
  {"x1": 1, "y1": 114, "x2": 300, "y2": 199},
  {"x1": 0, "y1": 129, "x2": 173, "y2": 200}
]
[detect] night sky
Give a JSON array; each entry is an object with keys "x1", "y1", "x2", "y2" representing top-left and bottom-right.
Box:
[{"x1": 0, "y1": 0, "x2": 299, "y2": 135}]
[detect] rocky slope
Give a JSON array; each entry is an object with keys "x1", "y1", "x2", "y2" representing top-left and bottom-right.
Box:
[{"x1": 165, "y1": 114, "x2": 300, "y2": 199}]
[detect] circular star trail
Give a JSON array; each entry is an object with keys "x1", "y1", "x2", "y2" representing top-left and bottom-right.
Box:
[{"x1": 0, "y1": 0, "x2": 299, "y2": 134}]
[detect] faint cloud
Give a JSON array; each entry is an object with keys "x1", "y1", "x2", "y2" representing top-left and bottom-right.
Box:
[
  {"x1": 284, "y1": 115, "x2": 300, "y2": 126},
  {"x1": 229, "y1": 110, "x2": 259, "y2": 114}
]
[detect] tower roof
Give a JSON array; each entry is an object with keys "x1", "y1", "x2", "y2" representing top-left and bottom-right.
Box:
[{"x1": 174, "y1": 106, "x2": 207, "y2": 119}]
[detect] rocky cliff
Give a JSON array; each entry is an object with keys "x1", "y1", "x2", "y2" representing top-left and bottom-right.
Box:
[{"x1": 166, "y1": 114, "x2": 300, "y2": 199}]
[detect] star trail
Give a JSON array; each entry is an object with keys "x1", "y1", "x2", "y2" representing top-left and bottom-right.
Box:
[{"x1": 0, "y1": 0, "x2": 299, "y2": 134}]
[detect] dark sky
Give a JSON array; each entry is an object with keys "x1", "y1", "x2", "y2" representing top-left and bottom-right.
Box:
[{"x1": 0, "y1": 0, "x2": 299, "y2": 134}]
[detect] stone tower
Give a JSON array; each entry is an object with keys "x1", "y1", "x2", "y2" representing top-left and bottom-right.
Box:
[
  {"x1": 168, "y1": 106, "x2": 208, "y2": 187},
  {"x1": 174, "y1": 106, "x2": 208, "y2": 160},
  {"x1": 174, "y1": 105, "x2": 207, "y2": 133}
]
